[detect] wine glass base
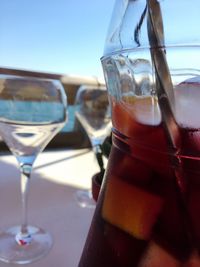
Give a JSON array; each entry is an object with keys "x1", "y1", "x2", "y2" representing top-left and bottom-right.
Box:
[
  {"x1": 0, "y1": 225, "x2": 52, "y2": 264},
  {"x1": 76, "y1": 189, "x2": 96, "y2": 208}
]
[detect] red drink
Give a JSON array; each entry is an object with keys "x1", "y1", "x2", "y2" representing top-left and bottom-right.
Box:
[{"x1": 78, "y1": 54, "x2": 200, "y2": 266}]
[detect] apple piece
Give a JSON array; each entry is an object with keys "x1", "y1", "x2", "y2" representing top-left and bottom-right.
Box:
[
  {"x1": 102, "y1": 175, "x2": 163, "y2": 240},
  {"x1": 138, "y1": 241, "x2": 181, "y2": 267}
]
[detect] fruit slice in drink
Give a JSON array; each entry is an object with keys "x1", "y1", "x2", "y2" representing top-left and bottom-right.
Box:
[
  {"x1": 138, "y1": 241, "x2": 181, "y2": 267},
  {"x1": 102, "y1": 175, "x2": 163, "y2": 240}
]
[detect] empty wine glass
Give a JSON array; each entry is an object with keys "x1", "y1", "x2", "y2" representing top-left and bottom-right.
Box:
[
  {"x1": 75, "y1": 85, "x2": 111, "y2": 208},
  {"x1": 0, "y1": 74, "x2": 67, "y2": 264}
]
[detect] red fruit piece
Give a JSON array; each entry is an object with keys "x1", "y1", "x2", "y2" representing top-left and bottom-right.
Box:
[
  {"x1": 188, "y1": 176, "x2": 200, "y2": 251},
  {"x1": 114, "y1": 150, "x2": 152, "y2": 187},
  {"x1": 103, "y1": 223, "x2": 147, "y2": 267},
  {"x1": 182, "y1": 251, "x2": 200, "y2": 267},
  {"x1": 153, "y1": 176, "x2": 192, "y2": 261}
]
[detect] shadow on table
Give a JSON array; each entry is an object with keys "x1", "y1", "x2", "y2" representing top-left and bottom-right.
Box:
[
  {"x1": 35, "y1": 149, "x2": 90, "y2": 170},
  {"x1": 0, "y1": 158, "x2": 94, "y2": 267}
]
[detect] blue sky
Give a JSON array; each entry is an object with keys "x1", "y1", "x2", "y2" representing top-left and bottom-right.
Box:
[{"x1": 0, "y1": 0, "x2": 115, "y2": 78}]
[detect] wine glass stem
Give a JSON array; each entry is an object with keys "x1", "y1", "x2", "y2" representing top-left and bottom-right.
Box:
[
  {"x1": 20, "y1": 164, "x2": 32, "y2": 234},
  {"x1": 92, "y1": 145, "x2": 104, "y2": 173}
]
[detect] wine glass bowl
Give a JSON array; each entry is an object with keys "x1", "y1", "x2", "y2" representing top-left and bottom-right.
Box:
[
  {"x1": 75, "y1": 85, "x2": 111, "y2": 147},
  {"x1": 0, "y1": 74, "x2": 67, "y2": 264},
  {"x1": 75, "y1": 85, "x2": 111, "y2": 208},
  {"x1": 0, "y1": 77, "x2": 67, "y2": 158}
]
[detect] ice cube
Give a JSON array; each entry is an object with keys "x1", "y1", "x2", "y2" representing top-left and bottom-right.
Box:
[
  {"x1": 174, "y1": 77, "x2": 200, "y2": 129},
  {"x1": 122, "y1": 95, "x2": 161, "y2": 126}
]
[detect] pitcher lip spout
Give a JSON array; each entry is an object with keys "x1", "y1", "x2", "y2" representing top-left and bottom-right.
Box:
[{"x1": 103, "y1": 0, "x2": 200, "y2": 58}]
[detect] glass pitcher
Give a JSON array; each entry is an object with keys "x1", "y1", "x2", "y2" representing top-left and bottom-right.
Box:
[{"x1": 78, "y1": 0, "x2": 200, "y2": 266}]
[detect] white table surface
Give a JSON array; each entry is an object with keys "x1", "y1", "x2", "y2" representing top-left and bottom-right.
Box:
[{"x1": 0, "y1": 148, "x2": 100, "y2": 267}]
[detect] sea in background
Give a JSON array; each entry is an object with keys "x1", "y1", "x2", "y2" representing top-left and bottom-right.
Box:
[
  {"x1": 0, "y1": 100, "x2": 77, "y2": 133},
  {"x1": 61, "y1": 105, "x2": 77, "y2": 132}
]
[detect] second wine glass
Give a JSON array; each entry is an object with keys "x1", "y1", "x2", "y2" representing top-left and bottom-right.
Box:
[{"x1": 75, "y1": 85, "x2": 111, "y2": 208}]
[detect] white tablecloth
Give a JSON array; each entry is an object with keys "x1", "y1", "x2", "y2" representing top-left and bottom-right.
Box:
[{"x1": 0, "y1": 148, "x2": 99, "y2": 267}]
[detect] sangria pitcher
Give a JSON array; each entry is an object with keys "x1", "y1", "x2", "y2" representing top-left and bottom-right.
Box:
[{"x1": 79, "y1": 0, "x2": 200, "y2": 266}]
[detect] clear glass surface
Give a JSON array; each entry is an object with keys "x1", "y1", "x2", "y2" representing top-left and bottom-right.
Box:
[
  {"x1": 75, "y1": 85, "x2": 111, "y2": 208},
  {"x1": 0, "y1": 74, "x2": 67, "y2": 264}
]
